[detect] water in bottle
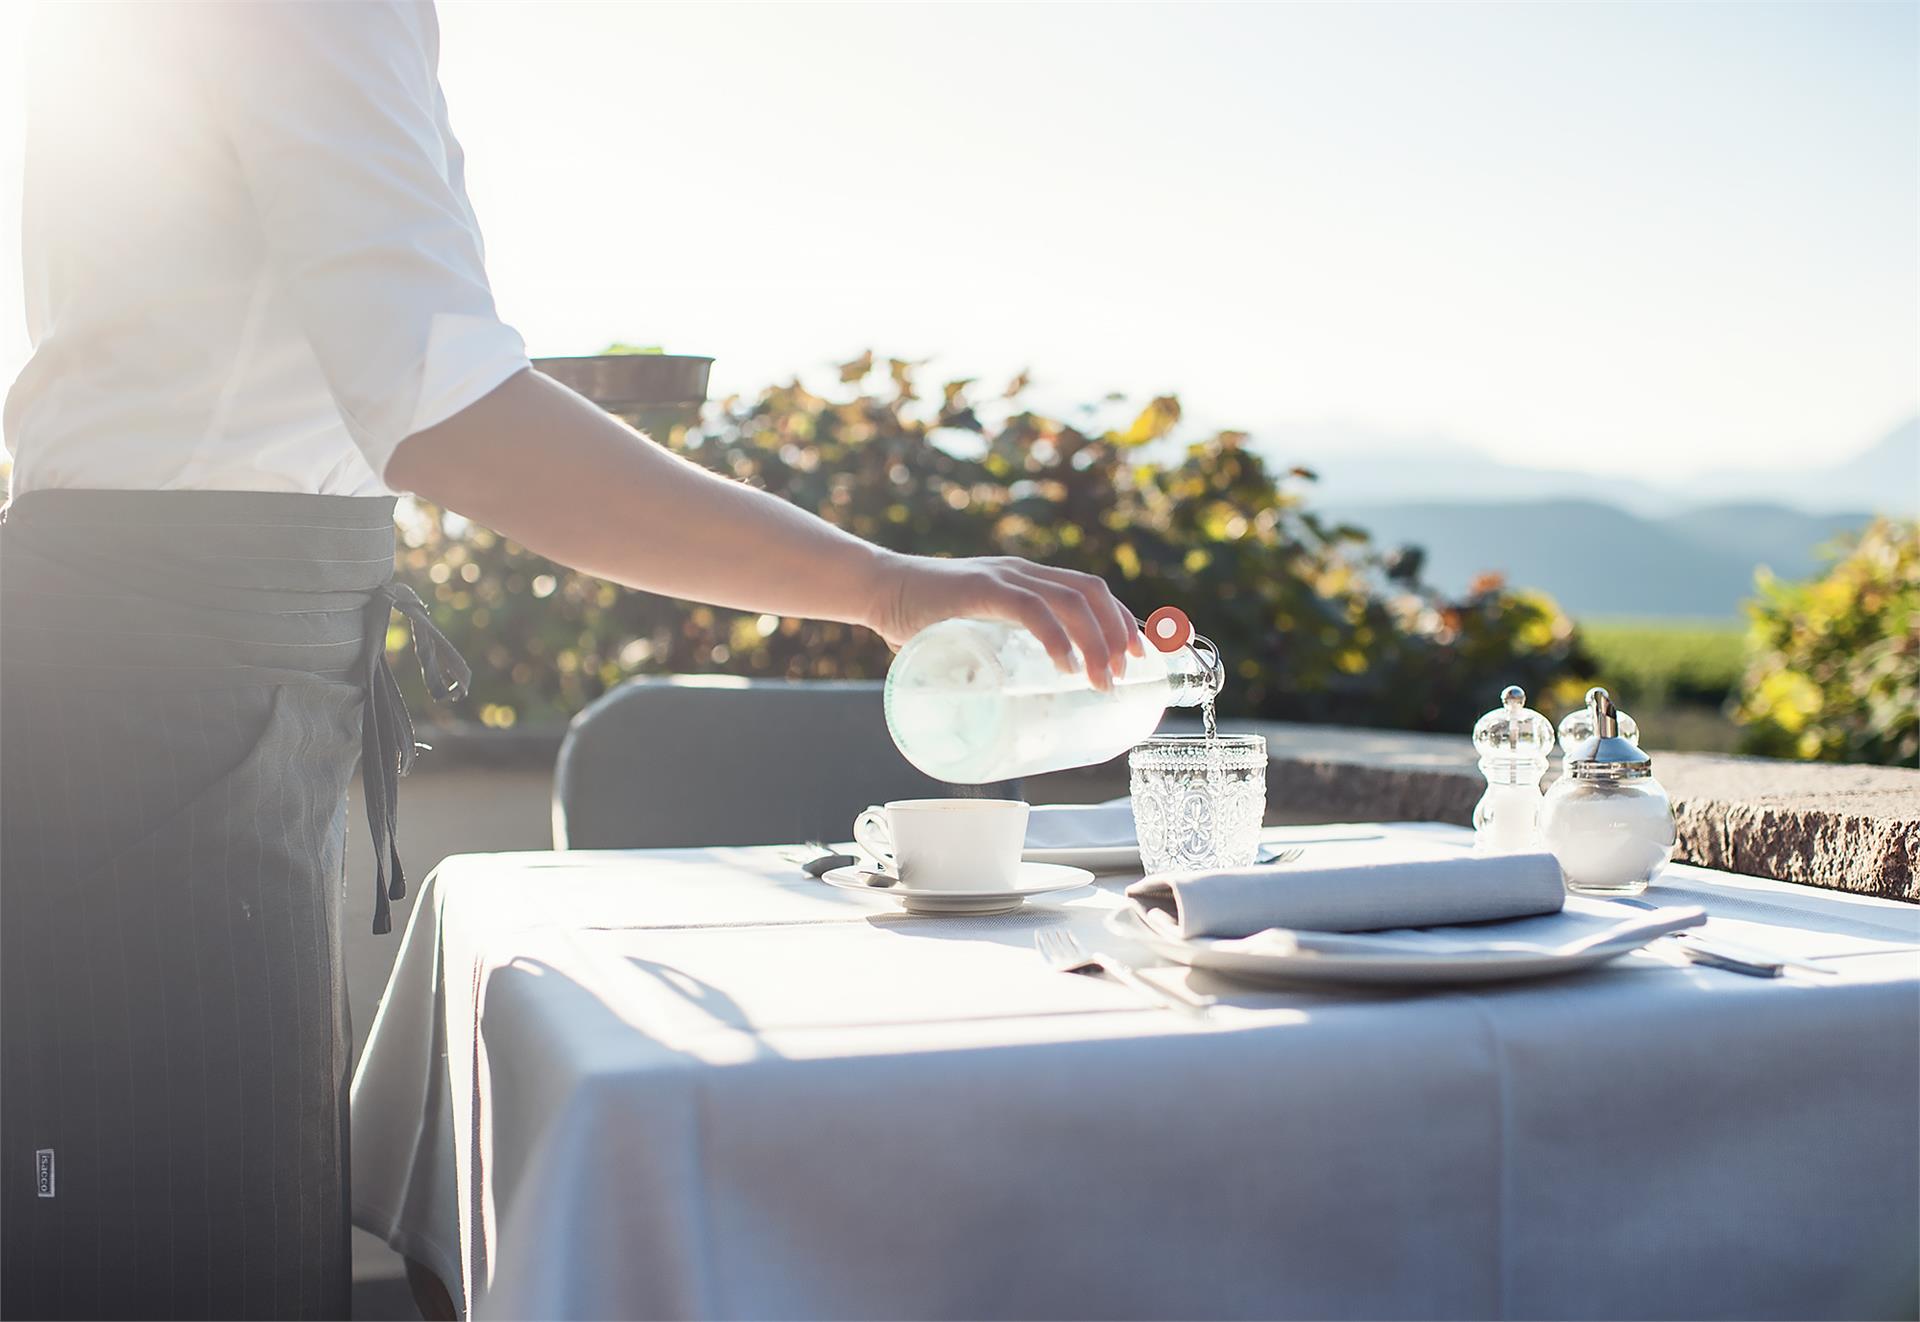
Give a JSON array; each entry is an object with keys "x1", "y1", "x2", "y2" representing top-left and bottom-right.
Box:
[{"x1": 883, "y1": 610, "x2": 1224, "y2": 783}]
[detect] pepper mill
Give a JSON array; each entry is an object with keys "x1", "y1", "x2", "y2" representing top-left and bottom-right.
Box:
[
  {"x1": 1539, "y1": 688, "x2": 1676, "y2": 894},
  {"x1": 1471, "y1": 685, "x2": 1554, "y2": 854}
]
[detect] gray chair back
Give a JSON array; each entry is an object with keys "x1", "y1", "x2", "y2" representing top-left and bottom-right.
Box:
[{"x1": 552, "y1": 676, "x2": 968, "y2": 850}]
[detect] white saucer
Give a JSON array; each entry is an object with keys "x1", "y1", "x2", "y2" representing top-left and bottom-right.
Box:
[
  {"x1": 1021, "y1": 844, "x2": 1141, "y2": 873},
  {"x1": 822, "y1": 862, "x2": 1096, "y2": 915}
]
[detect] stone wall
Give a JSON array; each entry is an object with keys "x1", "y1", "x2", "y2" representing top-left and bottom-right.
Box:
[
  {"x1": 1239, "y1": 720, "x2": 1919, "y2": 902},
  {"x1": 391, "y1": 716, "x2": 1920, "y2": 906}
]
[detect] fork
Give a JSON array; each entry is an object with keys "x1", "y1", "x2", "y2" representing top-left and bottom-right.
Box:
[
  {"x1": 1035, "y1": 928, "x2": 1214, "y2": 1017},
  {"x1": 1256, "y1": 846, "x2": 1305, "y2": 866},
  {"x1": 1612, "y1": 895, "x2": 1834, "y2": 977}
]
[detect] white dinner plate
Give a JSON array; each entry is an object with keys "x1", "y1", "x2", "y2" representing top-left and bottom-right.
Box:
[
  {"x1": 823, "y1": 862, "x2": 1096, "y2": 915},
  {"x1": 1021, "y1": 844, "x2": 1141, "y2": 872},
  {"x1": 1105, "y1": 902, "x2": 1699, "y2": 988}
]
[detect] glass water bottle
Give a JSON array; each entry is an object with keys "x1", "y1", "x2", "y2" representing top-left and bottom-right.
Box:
[{"x1": 883, "y1": 612, "x2": 1224, "y2": 783}]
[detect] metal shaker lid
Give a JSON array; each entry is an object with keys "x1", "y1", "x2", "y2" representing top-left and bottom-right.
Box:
[
  {"x1": 1570, "y1": 687, "x2": 1653, "y2": 781},
  {"x1": 1558, "y1": 696, "x2": 1640, "y2": 756}
]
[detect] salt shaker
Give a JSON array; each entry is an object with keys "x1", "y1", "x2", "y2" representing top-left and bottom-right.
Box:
[
  {"x1": 1471, "y1": 685, "x2": 1554, "y2": 853},
  {"x1": 1539, "y1": 688, "x2": 1676, "y2": 895}
]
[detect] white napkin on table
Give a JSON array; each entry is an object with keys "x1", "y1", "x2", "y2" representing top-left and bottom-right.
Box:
[
  {"x1": 1127, "y1": 851, "x2": 1568, "y2": 939},
  {"x1": 1023, "y1": 798, "x2": 1137, "y2": 850}
]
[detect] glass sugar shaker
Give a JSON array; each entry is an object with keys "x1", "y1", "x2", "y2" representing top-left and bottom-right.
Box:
[
  {"x1": 1471, "y1": 685, "x2": 1554, "y2": 853},
  {"x1": 1539, "y1": 688, "x2": 1676, "y2": 895}
]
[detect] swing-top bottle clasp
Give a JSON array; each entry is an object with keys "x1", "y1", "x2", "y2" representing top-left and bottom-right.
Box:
[{"x1": 1137, "y1": 606, "x2": 1224, "y2": 699}]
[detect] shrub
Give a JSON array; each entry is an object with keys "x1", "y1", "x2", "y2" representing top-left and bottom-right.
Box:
[
  {"x1": 1733, "y1": 518, "x2": 1918, "y2": 765},
  {"x1": 393, "y1": 355, "x2": 1590, "y2": 731}
]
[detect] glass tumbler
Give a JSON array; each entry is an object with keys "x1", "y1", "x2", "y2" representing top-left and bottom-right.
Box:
[{"x1": 1128, "y1": 734, "x2": 1268, "y2": 874}]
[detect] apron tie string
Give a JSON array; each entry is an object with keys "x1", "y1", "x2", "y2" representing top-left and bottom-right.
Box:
[{"x1": 362, "y1": 582, "x2": 472, "y2": 935}]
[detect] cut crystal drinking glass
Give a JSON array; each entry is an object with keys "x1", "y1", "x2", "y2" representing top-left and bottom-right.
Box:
[{"x1": 1128, "y1": 734, "x2": 1268, "y2": 875}]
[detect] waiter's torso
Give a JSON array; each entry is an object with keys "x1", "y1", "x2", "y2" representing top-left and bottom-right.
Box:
[
  {"x1": 4, "y1": 0, "x2": 530, "y2": 497},
  {"x1": 0, "y1": 10, "x2": 506, "y2": 1313}
]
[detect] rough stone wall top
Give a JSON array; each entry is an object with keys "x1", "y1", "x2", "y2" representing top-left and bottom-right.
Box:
[
  {"x1": 1241, "y1": 721, "x2": 1920, "y2": 902},
  {"x1": 412, "y1": 712, "x2": 1920, "y2": 901}
]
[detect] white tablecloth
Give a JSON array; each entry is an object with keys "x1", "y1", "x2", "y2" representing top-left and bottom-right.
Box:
[{"x1": 350, "y1": 824, "x2": 1920, "y2": 1320}]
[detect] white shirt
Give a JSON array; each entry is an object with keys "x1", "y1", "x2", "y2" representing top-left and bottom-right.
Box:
[{"x1": 4, "y1": 1, "x2": 531, "y2": 497}]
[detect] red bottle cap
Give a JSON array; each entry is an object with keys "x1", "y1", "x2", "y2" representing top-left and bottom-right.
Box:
[{"x1": 1144, "y1": 606, "x2": 1192, "y2": 654}]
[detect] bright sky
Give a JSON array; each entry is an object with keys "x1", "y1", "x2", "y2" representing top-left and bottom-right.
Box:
[{"x1": 1, "y1": 0, "x2": 1914, "y2": 477}]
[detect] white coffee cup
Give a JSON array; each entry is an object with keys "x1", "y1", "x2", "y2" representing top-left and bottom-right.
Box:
[{"x1": 852, "y1": 798, "x2": 1030, "y2": 891}]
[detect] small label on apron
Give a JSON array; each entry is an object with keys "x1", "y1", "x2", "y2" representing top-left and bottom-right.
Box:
[{"x1": 35, "y1": 1149, "x2": 54, "y2": 1198}]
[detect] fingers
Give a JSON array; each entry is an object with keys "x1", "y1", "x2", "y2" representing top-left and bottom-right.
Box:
[
  {"x1": 1099, "y1": 579, "x2": 1144, "y2": 660},
  {"x1": 998, "y1": 586, "x2": 1078, "y2": 676},
  {"x1": 1024, "y1": 565, "x2": 1141, "y2": 671},
  {"x1": 964, "y1": 559, "x2": 1141, "y2": 691},
  {"x1": 1013, "y1": 573, "x2": 1120, "y2": 690}
]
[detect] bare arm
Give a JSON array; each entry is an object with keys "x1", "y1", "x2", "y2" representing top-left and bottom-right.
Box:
[{"x1": 385, "y1": 369, "x2": 1142, "y2": 685}]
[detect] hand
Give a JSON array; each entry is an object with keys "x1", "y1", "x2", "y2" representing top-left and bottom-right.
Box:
[{"x1": 864, "y1": 552, "x2": 1144, "y2": 690}]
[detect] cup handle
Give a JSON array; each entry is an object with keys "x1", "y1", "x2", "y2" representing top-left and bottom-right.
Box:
[{"x1": 852, "y1": 807, "x2": 894, "y2": 869}]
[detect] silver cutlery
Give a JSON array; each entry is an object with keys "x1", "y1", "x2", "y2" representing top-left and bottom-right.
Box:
[
  {"x1": 785, "y1": 849, "x2": 896, "y2": 888},
  {"x1": 779, "y1": 842, "x2": 859, "y2": 877},
  {"x1": 1035, "y1": 928, "x2": 1213, "y2": 1017},
  {"x1": 1256, "y1": 846, "x2": 1305, "y2": 866},
  {"x1": 1613, "y1": 896, "x2": 1833, "y2": 978}
]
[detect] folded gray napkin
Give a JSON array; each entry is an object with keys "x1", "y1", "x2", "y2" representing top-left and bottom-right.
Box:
[
  {"x1": 1024, "y1": 798, "x2": 1136, "y2": 850},
  {"x1": 1127, "y1": 851, "x2": 1566, "y2": 938}
]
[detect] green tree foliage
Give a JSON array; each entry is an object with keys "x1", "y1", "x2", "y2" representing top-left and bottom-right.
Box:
[
  {"x1": 393, "y1": 356, "x2": 1589, "y2": 730},
  {"x1": 1734, "y1": 518, "x2": 1919, "y2": 765}
]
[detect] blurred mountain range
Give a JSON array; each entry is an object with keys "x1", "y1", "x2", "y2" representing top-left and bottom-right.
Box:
[
  {"x1": 1289, "y1": 417, "x2": 1916, "y2": 517},
  {"x1": 1288, "y1": 418, "x2": 1912, "y2": 619},
  {"x1": 1327, "y1": 499, "x2": 1871, "y2": 619}
]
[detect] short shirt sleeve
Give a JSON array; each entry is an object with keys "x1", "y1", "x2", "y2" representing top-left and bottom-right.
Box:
[{"x1": 185, "y1": 0, "x2": 530, "y2": 478}]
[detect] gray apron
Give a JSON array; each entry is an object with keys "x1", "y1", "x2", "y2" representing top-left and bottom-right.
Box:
[{"x1": 0, "y1": 489, "x2": 466, "y2": 1319}]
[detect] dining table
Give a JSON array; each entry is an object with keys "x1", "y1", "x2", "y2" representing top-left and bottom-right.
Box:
[{"x1": 349, "y1": 822, "x2": 1920, "y2": 1320}]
